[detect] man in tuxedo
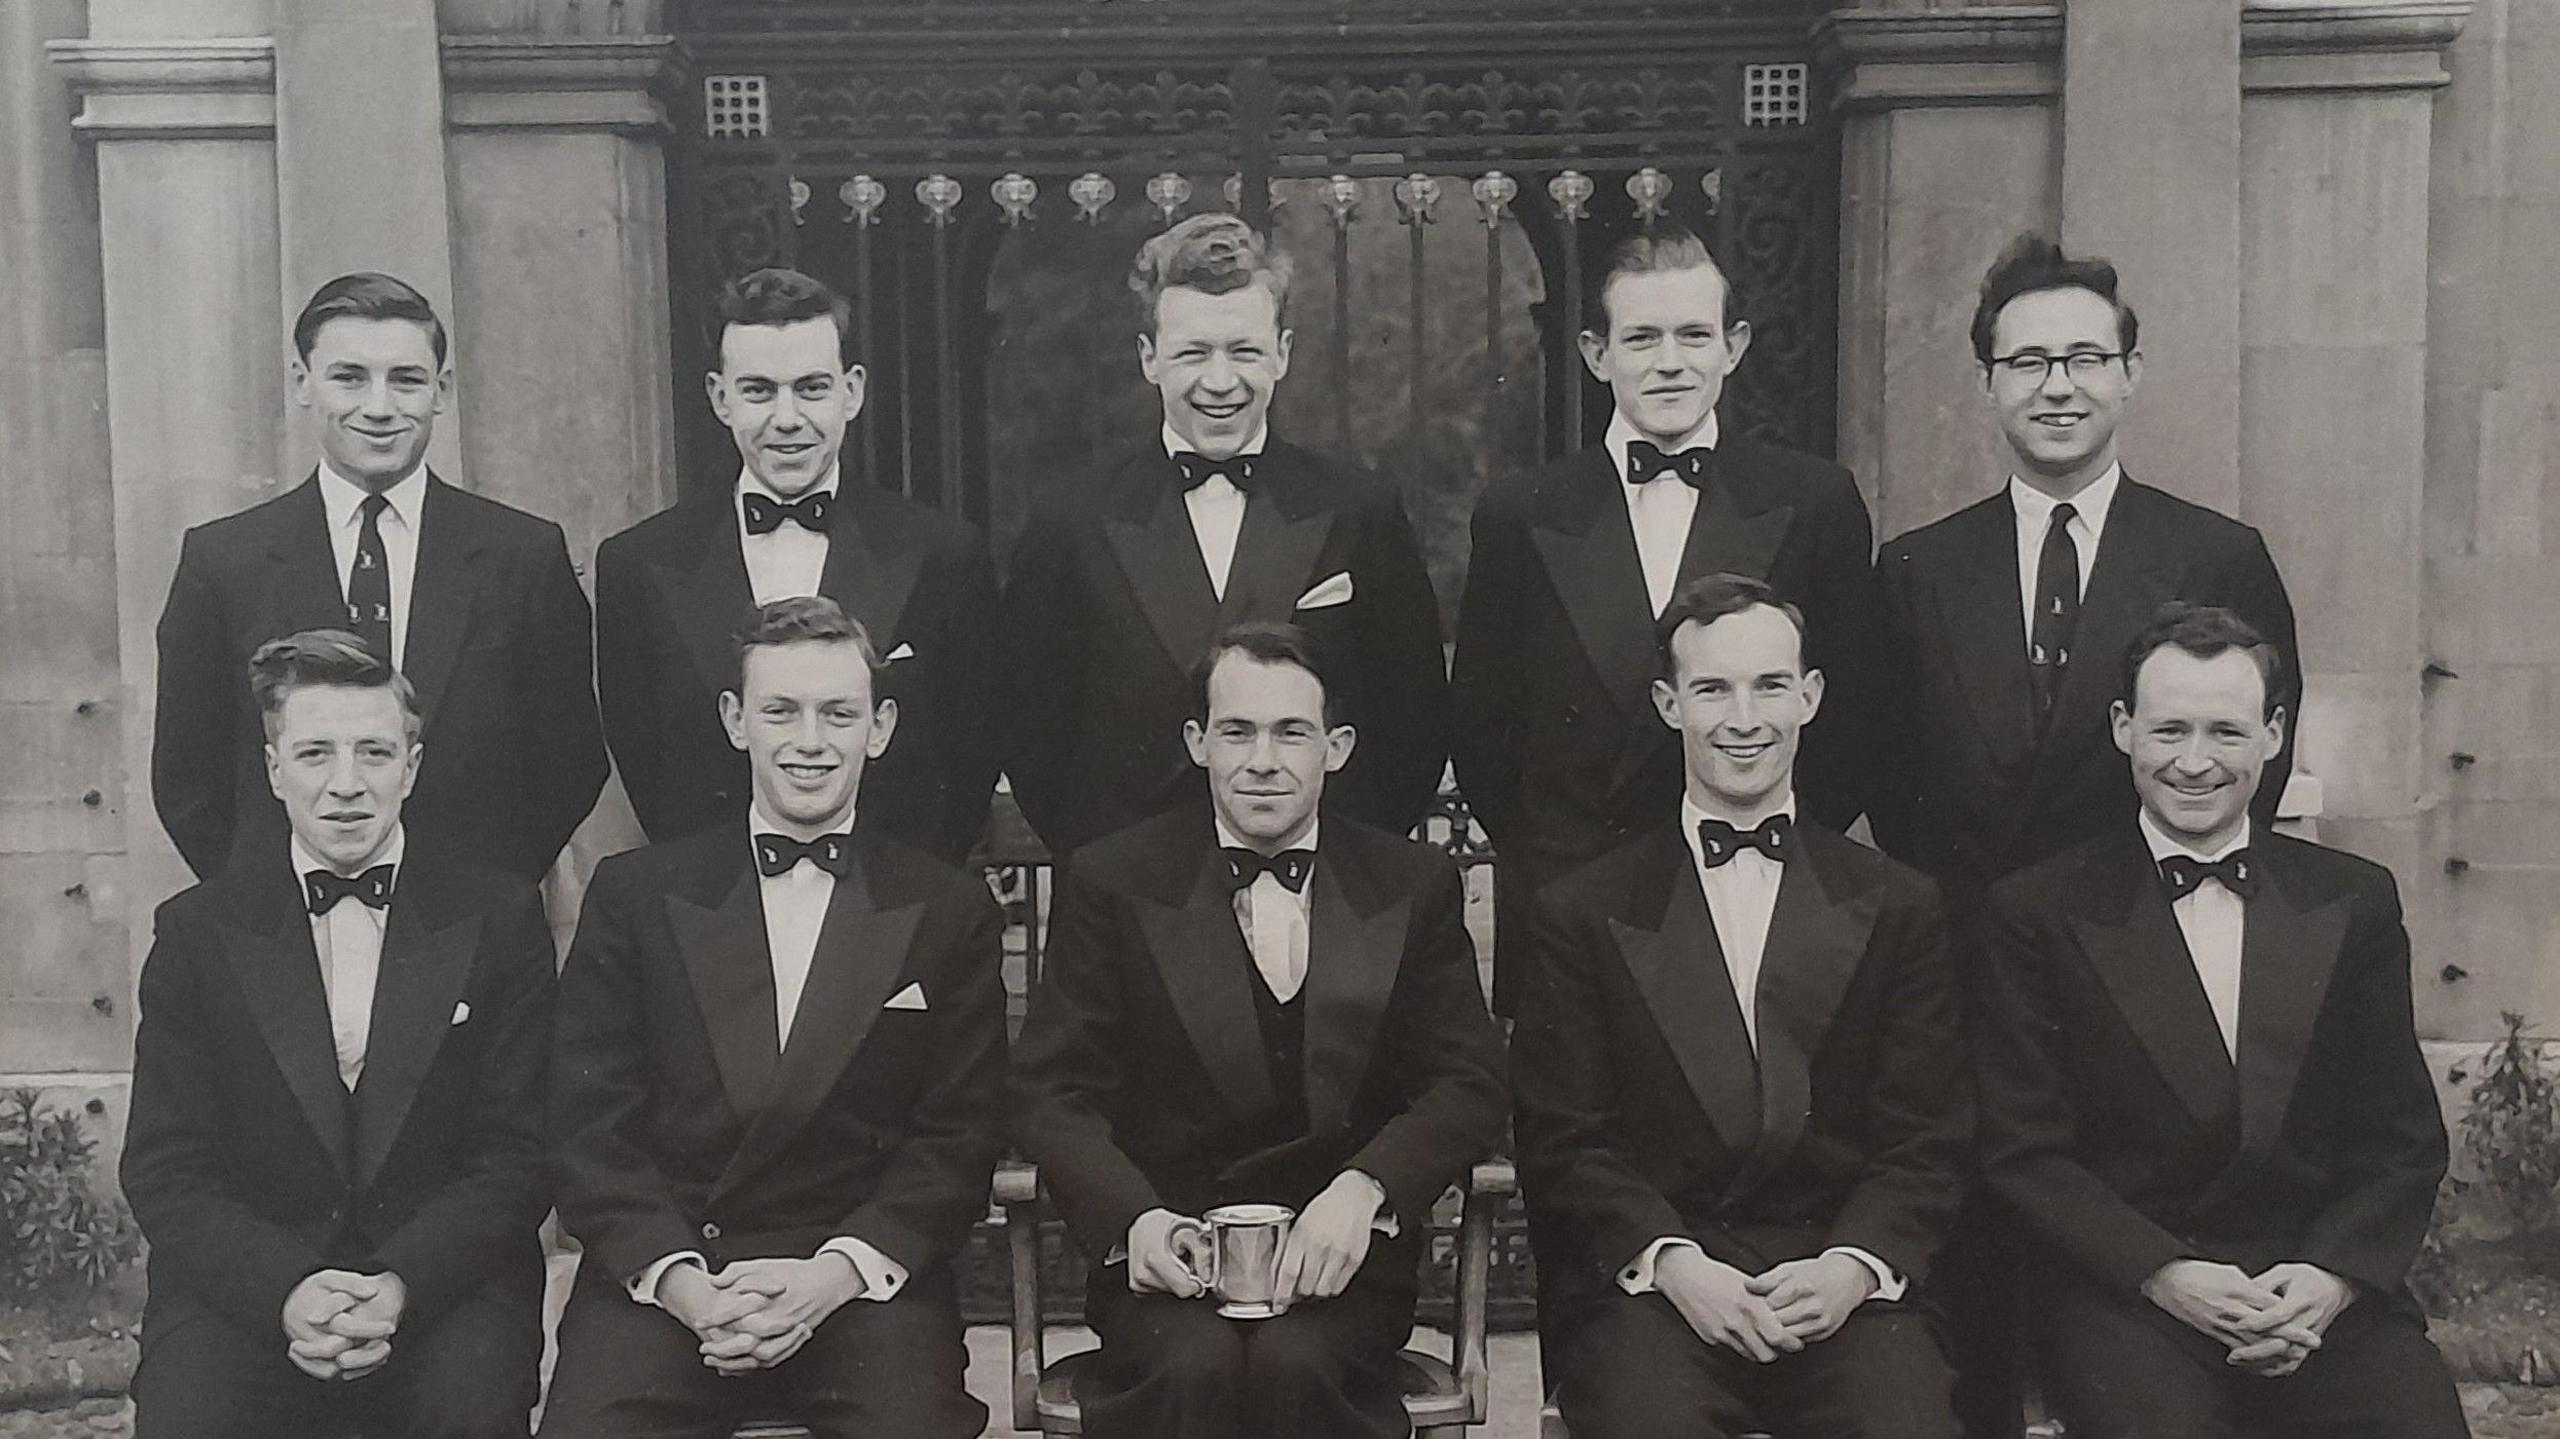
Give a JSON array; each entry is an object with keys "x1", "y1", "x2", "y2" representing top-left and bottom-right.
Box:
[
  {"x1": 1450, "y1": 225, "x2": 1884, "y2": 1009},
  {"x1": 1012, "y1": 620, "x2": 1507, "y2": 1439},
  {"x1": 1001, "y1": 214, "x2": 1447, "y2": 857},
  {"x1": 544, "y1": 596, "x2": 1001, "y2": 1438},
  {"x1": 597, "y1": 267, "x2": 1000, "y2": 861},
  {"x1": 153, "y1": 272, "x2": 605, "y2": 882},
  {"x1": 122, "y1": 630, "x2": 554, "y2": 1439},
  {"x1": 1513, "y1": 574, "x2": 1969, "y2": 1439},
  {"x1": 1977, "y1": 604, "x2": 2461, "y2": 1438}
]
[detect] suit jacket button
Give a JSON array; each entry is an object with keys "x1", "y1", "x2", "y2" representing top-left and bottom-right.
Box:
[{"x1": 701, "y1": 1221, "x2": 722, "y2": 1241}]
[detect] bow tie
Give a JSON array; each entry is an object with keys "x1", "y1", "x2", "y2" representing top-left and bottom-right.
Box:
[
  {"x1": 754, "y1": 832, "x2": 852, "y2": 879},
  {"x1": 742, "y1": 489, "x2": 834, "y2": 536},
  {"x1": 2156, "y1": 850, "x2": 2258, "y2": 902},
  {"x1": 305, "y1": 864, "x2": 395, "y2": 914},
  {"x1": 1625, "y1": 439, "x2": 1713, "y2": 488},
  {"x1": 1696, "y1": 815, "x2": 1794, "y2": 869},
  {"x1": 1222, "y1": 846, "x2": 1314, "y2": 894},
  {"x1": 1175, "y1": 452, "x2": 1258, "y2": 493}
]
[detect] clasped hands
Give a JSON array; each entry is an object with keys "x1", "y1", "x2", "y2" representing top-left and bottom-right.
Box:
[
  {"x1": 2142, "y1": 1259, "x2": 2355, "y2": 1378},
  {"x1": 281, "y1": 1269, "x2": 407, "y2": 1381},
  {"x1": 1656, "y1": 1247, "x2": 1879, "y2": 1363},
  {"x1": 1128, "y1": 1170, "x2": 1386, "y2": 1306},
  {"x1": 657, "y1": 1252, "x2": 867, "y2": 1375}
]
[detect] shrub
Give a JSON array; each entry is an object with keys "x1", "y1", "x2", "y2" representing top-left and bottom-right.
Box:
[
  {"x1": 2459, "y1": 1011, "x2": 2560, "y2": 1237},
  {"x1": 0, "y1": 1089, "x2": 141, "y2": 1310}
]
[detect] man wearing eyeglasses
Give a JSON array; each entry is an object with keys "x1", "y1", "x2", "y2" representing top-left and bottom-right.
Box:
[{"x1": 1869, "y1": 235, "x2": 2299, "y2": 1437}]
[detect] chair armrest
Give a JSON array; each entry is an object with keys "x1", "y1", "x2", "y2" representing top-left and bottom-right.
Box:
[
  {"x1": 1450, "y1": 1156, "x2": 1512, "y2": 1424},
  {"x1": 997, "y1": 1159, "x2": 1045, "y2": 1434}
]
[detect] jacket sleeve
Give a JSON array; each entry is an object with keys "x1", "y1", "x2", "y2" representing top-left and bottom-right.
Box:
[
  {"x1": 510, "y1": 523, "x2": 607, "y2": 875},
  {"x1": 996, "y1": 516, "x2": 1089, "y2": 852},
  {"x1": 1864, "y1": 543, "x2": 1928, "y2": 862},
  {"x1": 1334, "y1": 489, "x2": 1451, "y2": 838},
  {"x1": 2215, "y1": 528, "x2": 2301, "y2": 830},
  {"x1": 1447, "y1": 494, "x2": 1530, "y2": 851},
  {"x1": 921, "y1": 532, "x2": 1005, "y2": 860},
  {"x1": 593, "y1": 533, "x2": 671, "y2": 840},
  {"x1": 152, "y1": 528, "x2": 239, "y2": 879},
  {"x1": 1345, "y1": 857, "x2": 1506, "y2": 1232},
  {"x1": 1792, "y1": 475, "x2": 1885, "y2": 833}
]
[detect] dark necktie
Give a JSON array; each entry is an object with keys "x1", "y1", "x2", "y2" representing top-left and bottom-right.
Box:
[
  {"x1": 742, "y1": 490, "x2": 834, "y2": 536},
  {"x1": 754, "y1": 832, "x2": 852, "y2": 879},
  {"x1": 1175, "y1": 452, "x2": 1257, "y2": 493},
  {"x1": 2029, "y1": 501, "x2": 2081, "y2": 722},
  {"x1": 347, "y1": 492, "x2": 394, "y2": 665},
  {"x1": 1221, "y1": 846, "x2": 1314, "y2": 894},
  {"x1": 1695, "y1": 815, "x2": 1794, "y2": 868},
  {"x1": 2156, "y1": 850, "x2": 2259, "y2": 902},
  {"x1": 1625, "y1": 439, "x2": 1713, "y2": 488},
  {"x1": 305, "y1": 864, "x2": 395, "y2": 914}
]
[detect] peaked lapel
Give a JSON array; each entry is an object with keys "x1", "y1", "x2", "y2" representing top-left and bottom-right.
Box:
[
  {"x1": 658, "y1": 502, "x2": 757, "y2": 704},
  {"x1": 263, "y1": 477, "x2": 360, "y2": 645},
  {"x1": 716, "y1": 850, "x2": 923, "y2": 1199},
  {"x1": 1219, "y1": 453, "x2": 1338, "y2": 628},
  {"x1": 1135, "y1": 847, "x2": 1279, "y2": 1122},
  {"x1": 1729, "y1": 828, "x2": 1883, "y2": 1200},
  {"x1": 1609, "y1": 831, "x2": 1761, "y2": 1155},
  {"x1": 1934, "y1": 496, "x2": 2037, "y2": 774},
  {"x1": 400, "y1": 476, "x2": 485, "y2": 728},
  {"x1": 216, "y1": 864, "x2": 352, "y2": 1179},
  {"x1": 821, "y1": 489, "x2": 929, "y2": 654},
  {"x1": 349, "y1": 869, "x2": 482, "y2": 1192},
  {"x1": 1103, "y1": 473, "x2": 1222, "y2": 675},
  {"x1": 2231, "y1": 850, "x2": 2351, "y2": 1157},
  {"x1": 1674, "y1": 458, "x2": 1793, "y2": 593},
  {"x1": 2027, "y1": 481, "x2": 2180, "y2": 805},
  {"x1": 1298, "y1": 845, "x2": 1409, "y2": 1134},
  {"x1": 1529, "y1": 450, "x2": 1660, "y2": 731},
  {"x1": 666, "y1": 844, "x2": 781, "y2": 1122},
  {"x1": 2069, "y1": 833, "x2": 2239, "y2": 1133}
]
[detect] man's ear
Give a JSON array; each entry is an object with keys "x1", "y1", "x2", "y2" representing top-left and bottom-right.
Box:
[
  {"x1": 866, "y1": 696, "x2": 898, "y2": 759},
  {"x1": 1720, "y1": 320, "x2": 1753, "y2": 373},
  {"x1": 2110, "y1": 698, "x2": 2135, "y2": 758},
  {"x1": 1271, "y1": 327, "x2": 1294, "y2": 381},
  {"x1": 1137, "y1": 331, "x2": 1160, "y2": 386},
  {"x1": 719, "y1": 690, "x2": 747, "y2": 753},
  {"x1": 432, "y1": 365, "x2": 454, "y2": 415},
  {"x1": 2262, "y1": 705, "x2": 2287, "y2": 764},
  {"x1": 289, "y1": 357, "x2": 314, "y2": 410},
  {"x1": 399, "y1": 742, "x2": 423, "y2": 801},
  {"x1": 1182, "y1": 717, "x2": 1209, "y2": 769},
  {"x1": 265, "y1": 743, "x2": 285, "y2": 802},
  {"x1": 1795, "y1": 665, "x2": 1824, "y2": 726},
  {"x1": 1651, "y1": 676, "x2": 1681, "y2": 732},
  {"x1": 704, "y1": 370, "x2": 731, "y2": 422},
  {"x1": 840, "y1": 363, "x2": 867, "y2": 423},
  {"x1": 1322, "y1": 723, "x2": 1357, "y2": 774},
  {"x1": 1576, "y1": 329, "x2": 1610, "y2": 384}
]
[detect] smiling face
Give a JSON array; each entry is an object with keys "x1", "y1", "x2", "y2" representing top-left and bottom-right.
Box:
[
  {"x1": 265, "y1": 683, "x2": 419, "y2": 873},
  {"x1": 1983, "y1": 285, "x2": 2141, "y2": 493},
  {"x1": 721, "y1": 638, "x2": 896, "y2": 833},
  {"x1": 2113, "y1": 646, "x2": 2284, "y2": 853},
  {"x1": 1183, "y1": 648, "x2": 1353, "y2": 851},
  {"x1": 709, "y1": 317, "x2": 866, "y2": 498},
  {"x1": 1580, "y1": 264, "x2": 1752, "y2": 444},
  {"x1": 1140, "y1": 283, "x2": 1291, "y2": 461},
  {"x1": 1653, "y1": 603, "x2": 1823, "y2": 822},
  {"x1": 291, "y1": 317, "x2": 449, "y2": 490}
]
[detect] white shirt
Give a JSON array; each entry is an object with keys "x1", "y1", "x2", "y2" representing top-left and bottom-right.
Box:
[
  {"x1": 318, "y1": 463, "x2": 426, "y2": 669},
  {"x1": 2141, "y1": 810, "x2": 2250, "y2": 1062},
  {"x1": 1606, "y1": 410, "x2": 1717, "y2": 618},
  {"x1": 2008, "y1": 462, "x2": 2123, "y2": 656},
  {"x1": 737, "y1": 464, "x2": 837, "y2": 605},
  {"x1": 1216, "y1": 815, "x2": 1314, "y2": 1004},
  {"x1": 292, "y1": 827, "x2": 405, "y2": 1092},
  {"x1": 1168, "y1": 423, "x2": 1268, "y2": 601}
]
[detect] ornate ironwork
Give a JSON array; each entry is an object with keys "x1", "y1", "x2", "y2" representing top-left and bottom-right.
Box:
[
  {"x1": 1068, "y1": 170, "x2": 1115, "y2": 223},
  {"x1": 1144, "y1": 170, "x2": 1192, "y2": 222},
  {"x1": 1547, "y1": 169, "x2": 1593, "y2": 222},
  {"x1": 915, "y1": 171, "x2": 963, "y2": 225},
  {"x1": 1470, "y1": 169, "x2": 1517, "y2": 228},
  {"x1": 991, "y1": 170, "x2": 1038, "y2": 226},
  {"x1": 840, "y1": 173, "x2": 886, "y2": 224},
  {"x1": 1392, "y1": 172, "x2": 1441, "y2": 226},
  {"x1": 1625, "y1": 165, "x2": 1672, "y2": 221}
]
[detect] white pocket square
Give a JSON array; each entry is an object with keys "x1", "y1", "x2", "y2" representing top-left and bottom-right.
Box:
[
  {"x1": 1295, "y1": 572, "x2": 1355, "y2": 610},
  {"x1": 884, "y1": 982, "x2": 929, "y2": 1012},
  {"x1": 885, "y1": 642, "x2": 916, "y2": 662},
  {"x1": 450, "y1": 1001, "x2": 471, "y2": 1026}
]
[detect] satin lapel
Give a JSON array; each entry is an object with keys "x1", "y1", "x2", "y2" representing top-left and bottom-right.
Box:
[
  {"x1": 1529, "y1": 453, "x2": 1659, "y2": 731},
  {"x1": 660, "y1": 508, "x2": 757, "y2": 703},
  {"x1": 1937, "y1": 500, "x2": 2037, "y2": 773},
  {"x1": 400, "y1": 477, "x2": 484, "y2": 727},
  {"x1": 1219, "y1": 478, "x2": 1337, "y2": 627},
  {"x1": 1299, "y1": 858, "x2": 1409, "y2": 1134},
  {"x1": 265, "y1": 478, "x2": 357, "y2": 639},
  {"x1": 1730, "y1": 836, "x2": 1882, "y2": 1200},
  {"x1": 1674, "y1": 470, "x2": 1792, "y2": 591},
  {"x1": 350, "y1": 891, "x2": 481, "y2": 1192},
  {"x1": 1103, "y1": 482, "x2": 1221, "y2": 675},
  {"x1": 2070, "y1": 861, "x2": 2238, "y2": 1133},
  {"x1": 2029, "y1": 484, "x2": 2178, "y2": 803},
  {"x1": 1610, "y1": 841, "x2": 1761, "y2": 1155},
  {"x1": 2232, "y1": 859, "x2": 2351, "y2": 1157},
  {"x1": 1136, "y1": 852, "x2": 1278, "y2": 1122},
  {"x1": 717, "y1": 859, "x2": 923, "y2": 1199},
  {"x1": 218, "y1": 886, "x2": 351, "y2": 1179},
  {"x1": 666, "y1": 860, "x2": 780, "y2": 1121},
  {"x1": 821, "y1": 495, "x2": 928, "y2": 651}
]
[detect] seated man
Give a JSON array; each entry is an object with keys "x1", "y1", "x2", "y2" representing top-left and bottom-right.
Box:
[
  {"x1": 543, "y1": 596, "x2": 1003, "y2": 1438},
  {"x1": 1978, "y1": 603, "x2": 2464, "y2": 1438},
  {"x1": 122, "y1": 630, "x2": 554, "y2": 1439},
  {"x1": 1513, "y1": 574, "x2": 1970, "y2": 1439},
  {"x1": 1012, "y1": 620, "x2": 1508, "y2": 1439}
]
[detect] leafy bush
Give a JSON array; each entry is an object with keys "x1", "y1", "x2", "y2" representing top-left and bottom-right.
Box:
[
  {"x1": 2460, "y1": 1012, "x2": 2560, "y2": 1237},
  {"x1": 0, "y1": 1089, "x2": 141, "y2": 1309}
]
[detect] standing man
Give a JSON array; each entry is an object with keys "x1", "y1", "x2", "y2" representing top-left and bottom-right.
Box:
[
  {"x1": 154, "y1": 273, "x2": 606, "y2": 882},
  {"x1": 1001, "y1": 214, "x2": 1447, "y2": 858},
  {"x1": 123, "y1": 631, "x2": 555, "y2": 1439},
  {"x1": 544, "y1": 597, "x2": 1003, "y2": 1438},
  {"x1": 1012, "y1": 621, "x2": 1507, "y2": 1439},
  {"x1": 1451, "y1": 225, "x2": 1884, "y2": 1008},
  {"x1": 1513, "y1": 575, "x2": 1970, "y2": 1439},
  {"x1": 1976, "y1": 604, "x2": 2461, "y2": 1439},
  {"x1": 597, "y1": 267, "x2": 1001, "y2": 861}
]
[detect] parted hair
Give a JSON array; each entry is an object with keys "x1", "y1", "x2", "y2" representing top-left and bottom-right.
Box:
[
  {"x1": 293, "y1": 273, "x2": 447, "y2": 365},
  {"x1": 1586, "y1": 223, "x2": 1745, "y2": 335},
  {"x1": 728, "y1": 595, "x2": 884, "y2": 693},
  {"x1": 1655, "y1": 572, "x2": 1810, "y2": 678},
  {"x1": 249, "y1": 629, "x2": 422, "y2": 742},
  {"x1": 1191, "y1": 620, "x2": 1345, "y2": 727},
  {"x1": 2119, "y1": 602, "x2": 2286, "y2": 719},
  {"x1": 713, "y1": 267, "x2": 859, "y2": 366},
  {"x1": 1970, "y1": 232, "x2": 2140, "y2": 366},
  {"x1": 1130, "y1": 213, "x2": 1293, "y2": 333}
]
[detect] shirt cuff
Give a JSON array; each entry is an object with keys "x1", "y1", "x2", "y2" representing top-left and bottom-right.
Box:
[
  {"x1": 628, "y1": 1250, "x2": 707, "y2": 1306},
  {"x1": 816, "y1": 1236, "x2": 908, "y2": 1303},
  {"x1": 1347, "y1": 1169, "x2": 1400, "y2": 1239},
  {"x1": 1618, "y1": 1236, "x2": 1700, "y2": 1295},
  {"x1": 1823, "y1": 1245, "x2": 1907, "y2": 1303}
]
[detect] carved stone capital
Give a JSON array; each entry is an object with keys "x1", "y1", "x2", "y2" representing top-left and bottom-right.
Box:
[
  {"x1": 440, "y1": 35, "x2": 682, "y2": 134},
  {"x1": 46, "y1": 38, "x2": 278, "y2": 140}
]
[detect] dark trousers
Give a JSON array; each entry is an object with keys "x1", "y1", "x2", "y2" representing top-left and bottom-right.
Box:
[
  {"x1": 536, "y1": 1270, "x2": 984, "y2": 1439},
  {"x1": 131, "y1": 1288, "x2": 540, "y2": 1439}
]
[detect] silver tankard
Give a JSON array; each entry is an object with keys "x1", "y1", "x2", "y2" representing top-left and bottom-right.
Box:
[{"x1": 1195, "y1": 1202, "x2": 1296, "y2": 1319}]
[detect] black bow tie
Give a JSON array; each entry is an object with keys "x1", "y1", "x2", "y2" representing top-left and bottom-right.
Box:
[
  {"x1": 1696, "y1": 815, "x2": 1794, "y2": 869},
  {"x1": 1625, "y1": 439, "x2": 1713, "y2": 488},
  {"x1": 1175, "y1": 452, "x2": 1258, "y2": 493},
  {"x1": 754, "y1": 832, "x2": 852, "y2": 879},
  {"x1": 742, "y1": 489, "x2": 834, "y2": 536},
  {"x1": 2156, "y1": 850, "x2": 2258, "y2": 902},
  {"x1": 1222, "y1": 846, "x2": 1314, "y2": 894},
  {"x1": 305, "y1": 864, "x2": 395, "y2": 914}
]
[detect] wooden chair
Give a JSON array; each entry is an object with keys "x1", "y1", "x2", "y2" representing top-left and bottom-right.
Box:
[{"x1": 998, "y1": 1157, "x2": 1515, "y2": 1438}]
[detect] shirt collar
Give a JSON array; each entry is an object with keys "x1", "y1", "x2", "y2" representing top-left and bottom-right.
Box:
[
  {"x1": 1679, "y1": 792, "x2": 1795, "y2": 871},
  {"x1": 1606, "y1": 409, "x2": 1720, "y2": 484},
  {"x1": 1213, "y1": 813, "x2": 1320, "y2": 857},
  {"x1": 736, "y1": 463, "x2": 841, "y2": 511},
  {"x1": 2138, "y1": 807, "x2": 2251, "y2": 865},
  {"x1": 1162, "y1": 422, "x2": 1269, "y2": 461},
  {"x1": 318, "y1": 462, "x2": 427, "y2": 531},
  {"x1": 292, "y1": 824, "x2": 406, "y2": 883},
  {"x1": 749, "y1": 800, "x2": 857, "y2": 845},
  {"x1": 2008, "y1": 460, "x2": 2123, "y2": 534}
]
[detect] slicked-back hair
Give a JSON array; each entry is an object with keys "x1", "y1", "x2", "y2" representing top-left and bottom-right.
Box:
[
  {"x1": 1970, "y1": 232, "x2": 2139, "y2": 366},
  {"x1": 2119, "y1": 602, "x2": 2286, "y2": 719},
  {"x1": 1655, "y1": 572, "x2": 1810, "y2": 680},
  {"x1": 1130, "y1": 213, "x2": 1293, "y2": 335},
  {"x1": 293, "y1": 273, "x2": 447, "y2": 365},
  {"x1": 712, "y1": 267, "x2": 859, "y2": 367},
  {"x1": 1585, "y1": 223, "x2": 1745, "y2": 337},
  {"x1": 1190, "y1": 620, "x2": 1344, "y2": 728},
  {"x1": 729, "y1": 595, "x2": 884, "y2": 694},
  {"x1": 250, "y1": 629, "x2": 422, "y2": 743}
]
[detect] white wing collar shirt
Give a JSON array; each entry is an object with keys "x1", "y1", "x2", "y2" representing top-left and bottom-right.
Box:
[
  {"x1": 737, "y1": 463, "x2": 838, "y2": 605},
  {"x1": 292, "y1": 825, "x2": 406, "y2": 1092},
  {"x1": 317, "y1": 462, "x2": 426, "y2": 669},
  {"x1": 2006, "y1": 461, "x2": 2122, "y2": 651},
  {"x1": 1168, "y1": 422, "x2": 1268, "y2": 602},
  {"x1": 2139, "y1": 808, "x2": 2250, "y2": 1062},
  {"x1": 1606, "y1": 409, "x2": 1716, "y2": 619}
]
